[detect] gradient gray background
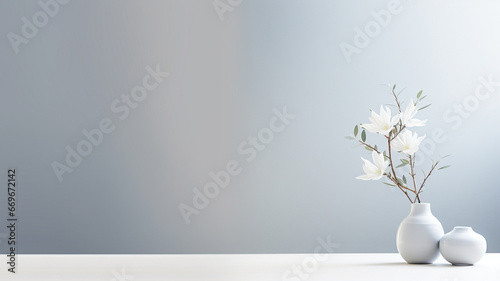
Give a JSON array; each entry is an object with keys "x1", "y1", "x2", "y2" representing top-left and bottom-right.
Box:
[{"x1": 1, "y1": 0, "x2": 499, "y2": 254}]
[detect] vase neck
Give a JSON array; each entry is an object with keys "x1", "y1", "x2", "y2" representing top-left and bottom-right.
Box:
[
  {"x1": 453, "y1": 226, "x2": 473, "y2": 233},
  {"x1": 410, "y1": 203, "x2": 432, "y2": 216}
]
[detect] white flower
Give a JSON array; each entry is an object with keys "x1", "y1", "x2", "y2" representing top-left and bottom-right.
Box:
[
  {"x1": 392, "y1": 130, "x2": 426, "y2": 155},
  {"x1": 361, "y1": 106, "x2": 400, "y2": 136},
  {"x1": 356, "y1": 151, "x2": 388, "y2": 181},
  {"x1": 401, "y1": 99, "x2": 427, "y2": 127}
]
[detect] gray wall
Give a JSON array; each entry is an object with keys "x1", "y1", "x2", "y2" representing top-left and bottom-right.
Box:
[{"x1": 1, "y1": 0, "x2": 499, "y2": 254}]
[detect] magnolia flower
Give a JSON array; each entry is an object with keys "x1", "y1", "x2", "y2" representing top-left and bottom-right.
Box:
[
  {"x1": 392, "y1": 130, "x2": 426, "y2": 155},
  {"x1": 401, "y1": 99, "x2": 427, "y2": 127},
  {"x1": 361, "y1": 106, "x2": 400, "y2": 136},
  {"x1": 356, "y1": 151, "x2": 388, "y2": 181}
]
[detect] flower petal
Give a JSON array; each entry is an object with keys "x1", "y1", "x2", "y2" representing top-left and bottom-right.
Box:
[{"x1": 356, "y1": 174, "x2": 377, "y2": 180}]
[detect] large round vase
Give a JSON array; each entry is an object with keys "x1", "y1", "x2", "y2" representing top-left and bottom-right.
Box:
[{"x1": 396, "y1": 203, "x2": 444, "y2": 264}]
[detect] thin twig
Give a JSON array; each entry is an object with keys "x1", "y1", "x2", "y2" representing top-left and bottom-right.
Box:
[
  {"x1": 409, "y1": 155, "x2": 420, "y2": 203},
  {"x1": 387, "y1": 134, "x2": 413, "y2": 203},
  {"x1": 392, "y1": 89, "x2": 402, "y2": 113},
  {"x1": 390, "y1": 124, "x2": 406, "y2": 141},
  {"x1": 386, "y1": 174, "x2": 413, "y2": 202},
  {"x1": 414, "y1": 160, "x2": 440, "y2": 202},
  {"x1": 355, "y1": 139, "x2": 390, "y2": 160}
]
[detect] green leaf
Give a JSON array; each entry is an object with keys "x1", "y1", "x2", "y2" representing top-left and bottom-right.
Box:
[
  {"x1": 365, "y1": 146, "x2": 373, "y2": 151},
  {"x1": 400, "y1": 159, "x2": 409, "y2": 164},
  {"x1": 438, "y1": 165, "x2": 451, "y2": 170},
  {"x1": 345, "y1": 136, "x2": 355, "y2": 140},
  {"x1": 354, "y1": 125, "x2": 359, "y2": 137},
  {"x1": 396, "y1": 163, "x2": 407, "y2": 168},
  {"x1": 374, "y1": 145, "x2": 378, "y2": 152},
  {"x1": 397, "y1": 177, "x2": 406, "y2": 187},
  {"x1": 418, "y1": 104, "x2": 432, "y2": 111},
  {"x1": 383, "y1": 182, "x2": 396, "y2": 187},
  {"x1": 417, "y1": 90, "x2": 423, "y2": 99},
  {"x1": 442, "y1": 154, "x2": 451, "y2": 159},
  {"x1": 402, "y1": 175, "x2": 407, "y2": 184},
  {"x1": 393, "y1": 84, "x2": 396, "y2": 90},
  {"x1": 361, "y1": 130, "x2": 366, "y2": 142}
]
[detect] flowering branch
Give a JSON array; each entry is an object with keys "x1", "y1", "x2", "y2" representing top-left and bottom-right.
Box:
[{"x1": 347, "y1": 85, "x2": 450, "y2": 204}]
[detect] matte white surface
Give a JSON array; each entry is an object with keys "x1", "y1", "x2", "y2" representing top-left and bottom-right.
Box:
[
  {"x1": 397, "y1": 203, "x2": 444, "y2": 263},
  {"x1": 1, "y1": 254, "x2": 499, "y2": 280},
  {"x1": 440, "y1": 227, "x2": 488, "y2": 265}
]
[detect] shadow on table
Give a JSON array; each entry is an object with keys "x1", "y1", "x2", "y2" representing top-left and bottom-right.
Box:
[{"x1": 362, "y1": 262, "x2": 455, "y2": 267}]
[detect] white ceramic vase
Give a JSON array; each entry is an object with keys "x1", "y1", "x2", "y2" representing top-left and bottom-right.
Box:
[
  {"x1": 396, "y1": 203, "x2": 444, "y2": 264},
  {"x1": 439, "y1": 226, "x2": 487, "y2": 265}
]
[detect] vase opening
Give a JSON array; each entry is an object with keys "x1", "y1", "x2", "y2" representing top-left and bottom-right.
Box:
[
  {"x1": 453, "y1": 226, "x2": 472, "y2": 232},
  {"x1": 410, "y1": 203, "x2": 431, "y2": 216}
]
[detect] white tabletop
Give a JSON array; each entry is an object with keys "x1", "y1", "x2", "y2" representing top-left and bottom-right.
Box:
[{"x1": 1, "y1": 253, "x2": 499, "y2": 280}]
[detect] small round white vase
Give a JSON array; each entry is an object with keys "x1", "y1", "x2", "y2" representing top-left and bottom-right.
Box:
[
  {"x1": 439, "y1": 226, "x2": 487, "y2": 266},
  {"x1": 396, "y1": 203, "x2": 444, "y2": 264}
]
